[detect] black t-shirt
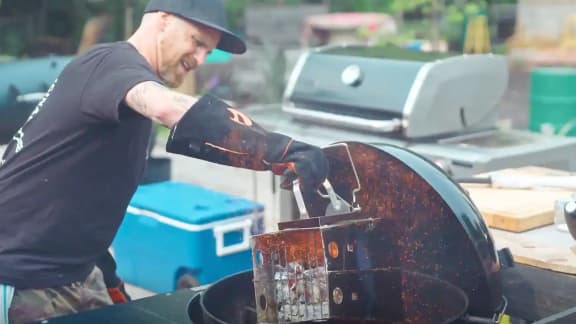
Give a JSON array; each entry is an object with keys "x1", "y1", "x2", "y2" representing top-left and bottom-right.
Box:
[{"x1": 0, "y1": 41, "x2": 163, "y2": 288}]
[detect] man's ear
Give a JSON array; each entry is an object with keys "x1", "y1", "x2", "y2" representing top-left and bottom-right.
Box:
[{"x1": 157, "y1": 12, "x2": 170, "y2": 32}]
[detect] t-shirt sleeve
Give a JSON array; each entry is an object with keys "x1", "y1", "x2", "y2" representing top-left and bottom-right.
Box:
[{"x1": 80, "y1": 48, "x2": 163, "y2": 122}]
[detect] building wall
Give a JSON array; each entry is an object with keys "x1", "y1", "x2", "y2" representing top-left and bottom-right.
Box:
[{"x1": 516, "y1": 0, "x2": 576, "y2": 39}]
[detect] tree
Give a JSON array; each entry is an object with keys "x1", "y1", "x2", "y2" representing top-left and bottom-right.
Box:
[{"x1": 389, "y1": 0, "x2": 443, "y2": 50}]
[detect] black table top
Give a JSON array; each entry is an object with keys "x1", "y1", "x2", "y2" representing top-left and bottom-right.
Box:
[
  {"x1": 32, "y1": 287, "x2": 205, "y2": 324},
  {"x1": 29, "y1": 264, "x2": 576, "y2": 323}
]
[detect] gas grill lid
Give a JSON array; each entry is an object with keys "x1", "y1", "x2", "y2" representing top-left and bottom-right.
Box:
[{"x1": 282, "y1": 46, "x2": 508, "y2": 139}]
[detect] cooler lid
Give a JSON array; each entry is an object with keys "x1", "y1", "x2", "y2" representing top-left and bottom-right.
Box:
[{"x1": 128, "y1": 181, "x2": 263, "y2": 225}]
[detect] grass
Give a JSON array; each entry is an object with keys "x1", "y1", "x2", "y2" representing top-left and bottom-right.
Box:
[{"x1": 154, "y1": 125, "x2": 170, "y2": 143}]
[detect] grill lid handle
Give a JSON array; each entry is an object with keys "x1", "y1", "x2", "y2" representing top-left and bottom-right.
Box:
[
  {"x1": 292, "y1": 178, "x2": 354, "y2": 219},
  {"x1": 292, "y1": 179, "x2": 309, "y2": 219}
]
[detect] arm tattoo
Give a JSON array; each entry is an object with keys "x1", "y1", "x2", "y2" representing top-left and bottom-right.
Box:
[
  {"x1": 126, "y1": 81, "x2": 197, "y2": 127},
  {"x1": 127, "y1": 81, "x2": 161, "y2": 116},
  {"x1": 171, "y1": 92, "x2": 196, "y2": 111},
  {"x1": 131, "y1": 83, "x2": 149, "y2": 115}
]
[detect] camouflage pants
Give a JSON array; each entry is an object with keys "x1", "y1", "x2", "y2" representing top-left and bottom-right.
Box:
[{"x1": 7, "y1": 266, "x2": 113, "y2": 324}]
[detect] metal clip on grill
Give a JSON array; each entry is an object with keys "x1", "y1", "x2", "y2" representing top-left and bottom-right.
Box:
[{"x1": 292, "y1": 179, "x2": 351, "y2": 219}]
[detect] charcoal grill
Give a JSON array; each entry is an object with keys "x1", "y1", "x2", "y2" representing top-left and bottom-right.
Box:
[{"x1": 249, "y1": 142, "x2": 509, "y2": 323}]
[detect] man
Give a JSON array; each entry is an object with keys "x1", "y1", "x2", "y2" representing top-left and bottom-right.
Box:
[{"x1": 0, "y1": 0, "x2": 329, "y2": 322}]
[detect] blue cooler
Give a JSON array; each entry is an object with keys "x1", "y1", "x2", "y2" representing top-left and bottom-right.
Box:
[{"x1": 112, "y1": 181, "x2": 265, "y2": 293}]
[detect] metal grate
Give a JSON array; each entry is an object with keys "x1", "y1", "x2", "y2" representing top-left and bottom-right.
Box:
[
  {"x1": 273, "y1": 246, "x2": 328, "y2": 321},
  {"x1": 252, "y1": 229, "x2": 329, "y2": 323}
]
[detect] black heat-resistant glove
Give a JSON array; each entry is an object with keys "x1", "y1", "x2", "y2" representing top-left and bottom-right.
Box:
[{"x1": 165, "y1": 94, "x2": 329, "y2": 196}]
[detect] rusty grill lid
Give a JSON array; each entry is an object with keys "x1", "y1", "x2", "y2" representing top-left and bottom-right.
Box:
[{"x1": 253, "y1": 142, "x2": 504, "y2": 320}]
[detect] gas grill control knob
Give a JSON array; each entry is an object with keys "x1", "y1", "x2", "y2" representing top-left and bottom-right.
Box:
[{"x1": 341, "y1": 64, "x2": 363, "y2": 87}]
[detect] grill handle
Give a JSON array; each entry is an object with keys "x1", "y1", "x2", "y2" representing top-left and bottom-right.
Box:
[
  {"x1": 283, "y1": 105, "x2": 404, "y2": 133},
  {"x1": 16, "y1": 92, "x2": 47, "y2": 104},
  {"x1": 292, "y1": 179, "x2": 309, "y2": 219},
  {"x1": 292, "y1": 179, "x2": 342, "y2": 219}
]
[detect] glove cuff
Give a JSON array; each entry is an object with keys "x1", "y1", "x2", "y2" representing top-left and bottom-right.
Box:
[
  {"x1": 165, "y1": 94, "x2": 294, "y2": 171},
  {"x1": 166, "y1": 94, "x2": 227, "y2": 157},
  {"x1": 263, "y1": 132, "x2": 293, "y2": 166}
]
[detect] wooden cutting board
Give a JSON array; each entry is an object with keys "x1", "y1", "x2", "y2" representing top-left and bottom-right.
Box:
[
  {"x1": 492, "y1": 230, "x2": 576, "y2": 275},
  {"x1": 461, "y1": 167, "x2": 574, "y2": 232}
]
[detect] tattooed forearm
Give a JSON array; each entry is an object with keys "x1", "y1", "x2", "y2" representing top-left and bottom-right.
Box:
[
  {"x1": 126, "y1": 81, "x2": 158, "y2": 117},
  {"x1": 131, "y1": 83, "x2": 149, "y2": 115},
  {"x1": 125, "y1": 81, "x2": 198, "y2": 128},
  {"x1": 172, "y1": 93, "x2": 196, "y2": 111}
]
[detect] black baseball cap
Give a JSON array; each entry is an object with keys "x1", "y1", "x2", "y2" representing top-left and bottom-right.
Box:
[{"x1": 144, "y1": 0, "x2": 247, "y2": 54}]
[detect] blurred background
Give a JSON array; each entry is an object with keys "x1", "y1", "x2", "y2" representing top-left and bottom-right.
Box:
[
  {"x1": 2, "y1": 0, "x2": 573, "y2": 135},
  {"x1": 0, "y1": 0, "x2": 518, "y2": 60},
  {"x1": 0, "y1": 0, "x2": 521, "y2": 110}
]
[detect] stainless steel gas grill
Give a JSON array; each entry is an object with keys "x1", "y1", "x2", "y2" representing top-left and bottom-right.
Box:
[
  {"x1": 246, "y1": 45, "x2": 576, "y2": 178},
  {"x1": 282, "y1": 46, "x2": 507, "y2": 139}
]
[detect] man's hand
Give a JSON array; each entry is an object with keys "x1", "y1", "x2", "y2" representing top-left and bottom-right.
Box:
[
  {"x1": 165, "y1": 94, "x2": 329, "y2": 195},
  {"x1": 266, "y1": 136, "x2": 329, "y2": 197}
]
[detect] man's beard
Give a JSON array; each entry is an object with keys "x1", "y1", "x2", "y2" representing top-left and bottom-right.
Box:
[
  {"x1": 156, "y1": 39, "x2": 184, "y2": 88},
  {"x1": 159, "y1": 68, "x2": 183, "y2": 88}
]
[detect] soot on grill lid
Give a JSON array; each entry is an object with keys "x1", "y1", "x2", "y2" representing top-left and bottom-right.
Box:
[{"x1": 250, "y1": 142, "x2": 506, "y2": 323}]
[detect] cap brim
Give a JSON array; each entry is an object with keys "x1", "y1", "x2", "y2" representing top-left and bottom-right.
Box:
[
  {"x1": 217, "y1": 31, "x2": 247, "y2": 55},
  {"x1": 143, "y1": 6, "x2": 248, "y2": 54},
  {"x1": 183, "y1": 17, "x2": 247, "y2": 54}
]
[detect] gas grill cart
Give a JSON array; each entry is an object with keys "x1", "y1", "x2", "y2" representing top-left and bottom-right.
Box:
[
  {"x1": 250, "y1": 45, "x2": 576, "y2": 176},
  {"x1": 245, "y1": 45, "x2": 576, "y2": 222},
  {"x1": 0, "y1": 56, "x2": 73, "y2": 143}
]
